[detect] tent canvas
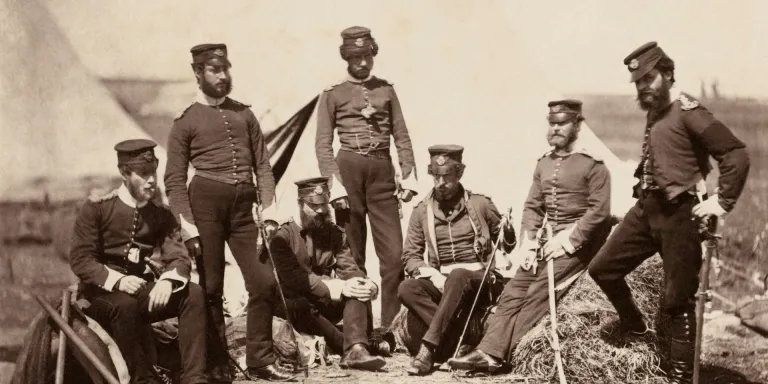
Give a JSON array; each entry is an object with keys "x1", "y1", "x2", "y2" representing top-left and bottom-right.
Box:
[{"x1": 0, "y1": 0, "x2": 168, "y2": 203}]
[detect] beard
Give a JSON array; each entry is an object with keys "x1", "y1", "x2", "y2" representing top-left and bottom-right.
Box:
[
  {"x1": 200, "y1": 78, "x2": 232, "y2": 99},
  {"x1": 547, "y1": 130, "x2": 578, "y2": 150},
  {"x1": 636, "y1": 84, "x2": 670, "y2": 112},
  {"x1": 300, "y1": 210, "x2": 332, "y2": 231},
  {"x1": 434, "y1": 185, "x2": 461, "y2": 207},
  {"x1": 127, "y1": 181, "x2": 155, "y2": 203},
  {"x1": 347, "y1": 65, "x2": 371, "y2": 80}
]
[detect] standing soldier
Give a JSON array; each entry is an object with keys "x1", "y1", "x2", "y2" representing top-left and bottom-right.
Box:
[
  {"x1": 165, "y1": 44, "x2": 295, "y2": 382},
  {"x1": 448, "y1": 100, "x2": 613, "y2": 372},
  {"x1": 588, "y1": 42, "x2": 750, "y2": 383},
  {"x1": 70, "y1": 139, "x2": 207, "y2": 384},
  {"x1": 397, "y1": 145, "x2": 517, "y2": 376},
  {"x1": 316, "y1": 26, "x2": 418, "y2": 328},
  {"x1": 270, "y1": 177, "x2": 387, "y2": 371}
]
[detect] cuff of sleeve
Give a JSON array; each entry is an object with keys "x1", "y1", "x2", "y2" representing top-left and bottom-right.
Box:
[
  {"x1": 178, "y1": 214, "x2": 199, "y2": 242},
  {"x1": 330, "y1": 174, "x2": 348, "y2": 201},
  {"x1": 103, "y1": 267, "x2": 126, "y2": 292},
  {"x1": 417, "y1": 267, "x2": 440, "y2": 279},
  {"x1": 562, "y1": 239, "x2": 576, "y2": 254},
  {"x1": 159, "y1": 268, "x2": 189, "y2": 293},
  {"x1": 325, "y1": 279, "x2": 345, "y2": 302}
]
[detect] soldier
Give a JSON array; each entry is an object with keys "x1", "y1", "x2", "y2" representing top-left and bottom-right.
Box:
[
  {"x1": 315, "y1": 26, "x2": 418, "y2": 328},
  {"x1": 270, "y1": 177, "x2": 388, "y2": 371},
  {"x1": 397, "y1": 145, "x2": 517, "y2": 376},
  {"x1": 448, "y1": 100, "x2": 613, "y2": 372},
  {"x1": 588, "y1": 42, "x2": 750, "y2": 383},
  {"x1": 70, "y1": 139, "x2": 206, "y2": 384},
  {"x1": 165, "y1": 44, "x2": 294, "y2": 382}
]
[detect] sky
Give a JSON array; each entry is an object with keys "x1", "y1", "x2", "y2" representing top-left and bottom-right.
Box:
[{"x1": 42, "y1": 0, "x2": 768, "y2": 98}]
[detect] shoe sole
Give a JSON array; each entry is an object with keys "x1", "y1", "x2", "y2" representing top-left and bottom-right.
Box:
[
  {"x1": 447, "y1": 359, "x2": 500, "y2": 372},
  {"x1": 343, "y1": 357, "x2": 387, "y2": 371}
]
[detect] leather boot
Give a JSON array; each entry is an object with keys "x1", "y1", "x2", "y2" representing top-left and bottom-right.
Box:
[
  {"x1": 208, "y1": 363, "x2": 233, "y2": 384},
  {"x1": 667, "y1": 310, "x2": 695, "y2": 384},
  {"x1": 246, "y1": 363, "x2": 297, "y2": 382},
  {"x1": 407, "y1": 343, "x2": 434, "y2": 376},
  {"x1": 339, "y1": 343, "x2": 386, "y2": 371},
  {"x1": 595, "y1": 279, "x2": 648, "y2": 335},
  {"x1": 447, "y1": 349, "x2": 502, "y2": 372}
]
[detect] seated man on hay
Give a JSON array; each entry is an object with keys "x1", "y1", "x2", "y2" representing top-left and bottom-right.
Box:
[
  {"x1": 397, "y1": 145, "x2": 517, "y2": 376},
  {"x1": 448, "y1": 100, "x2": 613, "y2": 372},
  {"x1": 270, "y1": 177, "x2": 388, "y2": 372},
  {"x1": 69, "y1": 139, "x2": 207, "y2": 384}
]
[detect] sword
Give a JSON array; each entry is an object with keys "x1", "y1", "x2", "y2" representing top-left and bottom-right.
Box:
[{"x1": 693, "y1": 215, "x2": 719, "y2": 384}]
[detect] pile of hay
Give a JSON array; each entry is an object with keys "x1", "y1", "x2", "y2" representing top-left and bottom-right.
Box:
[{"x1": 509, "y1": 258, "x2": 667, "y2": 383}]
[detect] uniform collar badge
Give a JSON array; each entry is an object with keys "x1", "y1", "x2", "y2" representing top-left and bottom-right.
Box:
[{"x1": 629, "y1": 59, "x2": 639, "y2": 70}]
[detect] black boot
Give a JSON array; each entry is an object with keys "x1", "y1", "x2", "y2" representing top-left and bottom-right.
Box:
[
  {"x1": 594, "y1": 278, "x2": 648, "y2": 335},
  {"x1": 667, "y1": 310, "x2": 695, "y2": 384},
  {"x1": 246, "y1": 363, "x2": 297, "y2": 382}
]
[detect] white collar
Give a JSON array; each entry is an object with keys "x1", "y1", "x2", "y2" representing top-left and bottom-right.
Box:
[
  {"x1": 195, "y1": 90, "x2": 225, "y2": 106},
  {"x1": 346, "y1": 73, "x2": 374, "y2": 83},
  {"x1": 118, "y1": 184, "x2": 149, "y2": 208}
]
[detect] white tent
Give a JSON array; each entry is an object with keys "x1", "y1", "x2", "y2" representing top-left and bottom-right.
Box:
[
  {"x1": 0, "y1": 0, "x2": 168, "y2": 203},
  {"x1": 132, "y1": 0, "x2": 638, "y2": 316}
]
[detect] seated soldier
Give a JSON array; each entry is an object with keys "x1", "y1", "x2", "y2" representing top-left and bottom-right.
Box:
[
  {"x1": 69, "y1": 139, "x2": 207, "y2": 384},
  {"x1": 397, "y1": 145, "x2": 516, "y2": 376},
  {"x1": 448, "y1": 99, "x2": 613, "y2": 372},
  {"x1": 270, "y1": 177, "x2": 386, "y2": 371}
]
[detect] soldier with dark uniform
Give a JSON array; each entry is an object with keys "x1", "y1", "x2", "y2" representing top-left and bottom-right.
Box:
[
  {"x1": 165, "y1": 44, "x2": 294, "y2": 382},
  {"x1": 70, "y1": 139, "x2": 207, "y2": 384},
  {"x1": 270, "y1": 177, "x2": 388, "y2": 371},
  {"x1": 448, "y1": 100, "x2": 613, "y2": 372},
  {"x1": 397, "y1": 145, "x2": 517, "y2": 376},
  {"x1": 588, "y1": 42, "x2": 750, "y2": 383},
  {"x1": 315, "y1": 26, "x2": 418, "y2": 328}
]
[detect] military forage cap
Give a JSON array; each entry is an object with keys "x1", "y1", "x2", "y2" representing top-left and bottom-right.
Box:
[
  {"x1": 624, "y1": 41, "x2": 669, "y2": 83},
  {"x1": 339, "y1": 26, "x2": 379, "y2": 60},
  {"x1": 190, "y1": 43, "x2": 231, "y2": 66},
  {"x1": 547, "y1": 99, "x2": 584, "y2": 123},
  {"x1": 295, "y1": 176, "x2": 331, "y2": 204},
  {"x1": 427, "y1": 144, "x2": 465, "y2": 176},
  {"x1": 114, "y1": 139, "x2": 158, "y2": 171}
]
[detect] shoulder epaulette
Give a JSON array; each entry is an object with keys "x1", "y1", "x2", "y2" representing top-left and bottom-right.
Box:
[
  {"x1": 229, "y1": 98, "x2": 252, "y2": 108},
  {"x1": 678, "y1": 92, "x2": 701, "y2": 111},
  {"x1": 468, "y1": 190, "x2": 492, "y2": 202},
  {"x1": 377, "y1": 76, "x2": 394, "y2": 86},
  {"x1": 573, "y1": 148, "x2": 604, "y2": 162},
  {"x1": 538, "y1": 150, "x2": 554, "y2": 160},
  {"x1": 324, "y1": 79, "x2": 346, "y2": 92},
  {"x1": 174, "y1": 103, "x2": 195, "y2": 122},
  {"x1": 87, "y1": 188, "x2": 118, "y2": 203}
]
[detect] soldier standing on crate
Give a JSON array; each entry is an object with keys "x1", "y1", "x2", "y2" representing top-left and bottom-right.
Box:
[
  {"x1": 70, "y1": 139, "x2": 207, "y2": 384},
  {"x1": 397, "y1": 145, "x2": 517, "y2": 376},
  {"x1": 165, "y1": 44, "x2": 295, "y2": 382},
  {"x1": 315, "y1": 26, "x2": 419, "y2": 328},
  {"x1": 587, "y1": 42, "x2": 750, "y2": 384},
  {"x1": 448, "y1": 100, "x2": 613, "y2": 372}
]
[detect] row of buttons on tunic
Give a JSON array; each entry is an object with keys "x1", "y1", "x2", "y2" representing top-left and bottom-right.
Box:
[
  {"x1": 550, "y1": 157, "x2": 562, "y2": 223},
  {"x1": 219, "y1": 107, "x2": 240, "y2": 179}
]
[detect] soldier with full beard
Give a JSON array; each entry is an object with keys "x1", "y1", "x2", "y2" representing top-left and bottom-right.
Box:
[
  {"x1": 448, "y1": 100, "x2": 612, "y2": 373},
  {"x1": 270, "y1": 177, "x2": 387, "y2": 372},
  {"x1": 588, "y1": 42, "x2": 750, "y2": 384},
  {"x1": 165, "y1": 44, "x2": 293, "y2": 382}
]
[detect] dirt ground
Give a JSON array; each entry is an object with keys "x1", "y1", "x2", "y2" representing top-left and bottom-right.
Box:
[{"x1": 228, "y1": 313, "x2": 768, "y2": 384}]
